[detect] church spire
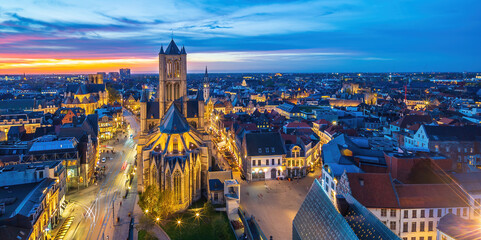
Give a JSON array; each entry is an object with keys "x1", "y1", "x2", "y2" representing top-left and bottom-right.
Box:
[
  {"x1": 203, "y1": 66, "x2": 210, "y2": 101},
  {"x1": 159, "y1": 44, "x2": 164, "y2": 54}
]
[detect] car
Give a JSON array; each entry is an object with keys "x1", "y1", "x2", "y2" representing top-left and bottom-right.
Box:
[
  {"x1": 101, "y1": 157, "x2": 106, "y2": 163},
  {"x1": 109, "y1": 157, "x2": 112, "y2": 161}
]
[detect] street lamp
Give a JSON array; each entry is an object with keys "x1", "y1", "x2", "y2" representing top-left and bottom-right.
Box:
[{"x1": 145, "y1": 209, "x2": 149, "y2": 214}]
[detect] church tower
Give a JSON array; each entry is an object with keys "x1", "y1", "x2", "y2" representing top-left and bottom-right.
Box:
[
  {"x1": 159, "y1": 39, "x2": 187, "y2": 120},
  {"x1": 203, "y1": 66, "x2": 210, "y2": 101}
]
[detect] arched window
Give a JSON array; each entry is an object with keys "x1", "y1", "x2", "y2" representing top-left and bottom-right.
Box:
[
  {"x1": 175, "y1": 60, "x2": 180, "y2": 77},
  {"x1": 196, "y1": 164, "x2": 201, "y2": 192},
  {"x1": 165, "y1": 170, "x2": 171, "y2": 190},
  {"x1": 172, "y1": 137, "x2": 178, "y2": 153},
  {"x1": 184, "y1": 169, "x2": 189, "y2": 202},
  {"x1": 292, "y1": 146, "x2": 300, "y2": 158},
  {"x1": 167, "y1": 61, "x2": 173, "y2": 78},
  {"x1": 173, "y1": 170, "x2": 182, "y2": 203}
]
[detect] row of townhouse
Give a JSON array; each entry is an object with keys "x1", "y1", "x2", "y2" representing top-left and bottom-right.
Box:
[{"x1": 321, "y1": 171, "x2": 474, "y2": 240}]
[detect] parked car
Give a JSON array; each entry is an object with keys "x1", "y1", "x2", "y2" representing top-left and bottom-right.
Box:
[{"x1": 101, "y1": 157, "x2": 106, "y2": 163}]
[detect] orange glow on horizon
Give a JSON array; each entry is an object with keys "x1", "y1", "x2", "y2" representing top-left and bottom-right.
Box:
[{"x1": 0, "y1": 56, "x2": 157, "y2": 74}]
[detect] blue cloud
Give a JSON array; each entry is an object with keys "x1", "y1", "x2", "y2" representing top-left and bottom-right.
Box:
[{"x1": 0, "y1": 0, "x2": 479, "y2": 72}]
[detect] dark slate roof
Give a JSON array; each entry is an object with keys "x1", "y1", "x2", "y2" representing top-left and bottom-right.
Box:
[
  {"x1": 165, "y1": 39, "x2": 181, "y2": 55},
  {"x1": 66, "y1": 83, "x2": 105, "y2": 94},
  {"x1": 437, "y1": 213, "x2": 481, "y2": 240},
  {"x1": 245, "y1": 132, "x2": 285, "y2": 156},
  {"x1": 186, "y1": 100, "x2": 199, "y2": 118},
  {"x1": 87, "y1": 84, "x2": 106, "y2": 93},
  {"x1": 277, "y1": 103, "x2": 300, "y2": 113},
  {"x1": 180, "y1": 46, "x2": 186, "y2": 54},
  {"x1": 293, "y1": 179, "x2": 358, "y2": 240},
  {"x1": 146, "y1": 102, "x2": 160, "y2": 119},
  {"x1": 76, "y1": 84, "x2": 88, "y2": 95},
  {"x1": 159, "y1": 103, "x2": 190, "y2": 134},
  {"x1": 164, "y1": 155, "x2": 188, "y2": 172},
  {"x1": 0, "y1": 99, "x2": 36, "y2": 111},
  {"x1": 209, "y1": 179, "x2": 224, "y2": 191},
  {"x1": 423, "y1": 125, "x2": 481, "y2": 141},
  {"x1": 159, "y1": 45, "x2": 164, "y2": 54}
]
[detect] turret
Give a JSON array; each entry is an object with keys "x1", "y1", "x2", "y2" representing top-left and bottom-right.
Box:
[{"x1": 203, "y1": 66, "x2": 210, "y2": 101}]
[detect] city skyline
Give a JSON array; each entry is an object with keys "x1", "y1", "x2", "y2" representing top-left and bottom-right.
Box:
[{"x1": 0, "y1": 0, "x2": 480, "y2": 74}]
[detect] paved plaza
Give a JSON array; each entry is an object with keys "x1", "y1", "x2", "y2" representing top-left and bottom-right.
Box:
[{"x1": 239, "y1": 169, "x2": 322, "y2": 240}]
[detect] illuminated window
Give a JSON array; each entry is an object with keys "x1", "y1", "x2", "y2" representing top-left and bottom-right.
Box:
[{"x1": 173, "y1": 170, "x2": 182, "y2": 203}]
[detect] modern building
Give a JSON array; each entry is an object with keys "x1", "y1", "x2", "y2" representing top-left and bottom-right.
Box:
[
  {"x1": 293, "y1": 178, "x2": 400, "y2": 240},
  {"x1": 119, "y1": 68, "x2": 131, "y2": 79}
]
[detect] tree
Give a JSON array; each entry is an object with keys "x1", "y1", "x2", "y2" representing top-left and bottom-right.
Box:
[
  {"x1": 107, "y1": 85, "x2": 121, "y2": 104},
  {"x1": 139, "y1": 186, "x2": 175, "y2": 221}
]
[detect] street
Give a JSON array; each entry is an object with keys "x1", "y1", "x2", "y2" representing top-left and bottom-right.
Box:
[{"x1": 54, "y1": 109, "x2": 140, "y2": 240}]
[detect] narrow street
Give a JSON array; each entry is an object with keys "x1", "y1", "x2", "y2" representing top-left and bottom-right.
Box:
[{"x1": 54, "y1": 109, "x2": 140, "y2": 240}]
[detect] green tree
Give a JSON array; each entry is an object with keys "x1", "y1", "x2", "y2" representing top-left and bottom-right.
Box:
[
  {"x1": 139, "y1": 186, "x2": 175, "y2": 221},
  {"x1": 107, "y1": 85, "x2": 121, "y2": 104}
]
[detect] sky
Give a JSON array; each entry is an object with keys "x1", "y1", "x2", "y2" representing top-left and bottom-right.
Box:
[{"x1": 0, "y1": 0, "x2": 480, "y2": 74}]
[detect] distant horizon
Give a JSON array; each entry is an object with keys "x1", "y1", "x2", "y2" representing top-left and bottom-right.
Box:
[
  {"x1": 0, "y1": 1, "x2": 480, "y2": 74},
  {"x1": 2, "y1": 70, "x2": 480, "y2": 76}
]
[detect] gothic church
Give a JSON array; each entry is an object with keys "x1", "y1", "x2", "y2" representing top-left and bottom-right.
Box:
[{"x1": 137, "y1": 39, "x2": 210, "y2": 211}]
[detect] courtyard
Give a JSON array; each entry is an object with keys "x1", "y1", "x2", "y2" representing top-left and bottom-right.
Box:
[{"x1": 239, "y1": 169, "x2": 322, "y2": 240}]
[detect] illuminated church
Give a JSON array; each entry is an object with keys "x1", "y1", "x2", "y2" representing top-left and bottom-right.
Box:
[{"x1": 137, "y1": 39, "x2": 210, "y2": 211}]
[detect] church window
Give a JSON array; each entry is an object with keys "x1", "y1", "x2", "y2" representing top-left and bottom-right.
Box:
[
  {"x1": 173, "y1": 137, "x2": 179, "y2": 153},
  {"x1": 167, "y1": 61, "x2": 173, "y2": 78},
  {"x1": 166, "y1": 170, "x2": 171, "y2": 189},
  {"x1": 175, "y1": 60, "x2": 180, "y2": 77},
  {"x1": 173, "y1": 170, "x2": 182, "y2": 203}
]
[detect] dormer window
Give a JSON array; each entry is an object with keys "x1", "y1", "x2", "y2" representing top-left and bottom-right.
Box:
[
  {"x1": 258, "y1": 148, "x2": 262, "y2": 153},
  {"x1": 265, "y1": 147, "x2": 269, "y2": 153}
]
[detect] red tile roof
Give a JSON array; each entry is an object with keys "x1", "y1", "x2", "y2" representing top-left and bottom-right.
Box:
[
  {"x1": 314, "y1": 119, "x2": 330, "y2": 125},
  {"x1": 395, "y1": 184, "x2": 468, "y2": 208},
  {"x1": 346, "y1": 173, "x2": 399, "y2": 208}
]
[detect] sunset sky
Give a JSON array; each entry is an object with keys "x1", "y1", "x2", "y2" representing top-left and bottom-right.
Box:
[{"x1": 0, "y1": 0, "x2": 480, "y2": 74}]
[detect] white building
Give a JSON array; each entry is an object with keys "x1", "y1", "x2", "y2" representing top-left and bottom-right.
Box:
[
  {"x1": 335, "y1": 172, "x2": 472, "y2": 240},
  {"x1": 241, "y1": 132, "x2": 285, "y2": 181}
]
